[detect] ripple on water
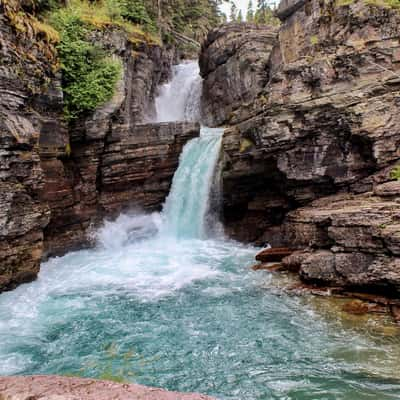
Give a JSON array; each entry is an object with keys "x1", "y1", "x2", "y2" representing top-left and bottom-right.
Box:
[{"x1": 0, "y1": 232, "x2": 400, "y2": 399}]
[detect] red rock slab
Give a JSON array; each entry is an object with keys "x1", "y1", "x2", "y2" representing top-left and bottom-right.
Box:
[
  {"x1": 342, "y1": 300, "x2": 388, "y2": 315},
  {"x1": 391, "y1": 305, "x2": 400, "y2": 324},
  {"x1": 251, "y1": 263, "x2": 285, "y2": 272},
  {"x1": 0, "y1": 375, "x2": 215, "y2": 400},
  {"x1": 255, "y1": 248, "x2": 296, "y2": 263}
]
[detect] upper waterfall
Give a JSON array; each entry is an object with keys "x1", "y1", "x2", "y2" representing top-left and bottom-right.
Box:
[{"x1": 155, "y1": 62, "x2": 202, "y2": 123}]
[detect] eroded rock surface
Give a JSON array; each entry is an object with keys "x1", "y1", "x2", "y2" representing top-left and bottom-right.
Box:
[
  {"x1": 278, "y1": 190, "x2": 400, "y2": 294},
  {"x1": 200, "y1": 23, "x2": 278, "y2": 127},
  {"x1": 0, "y1": 0, "x2": 63, "y2": 291},
  {"x1": 0, "y1": 375, "x2": 214, "y2": 400}
]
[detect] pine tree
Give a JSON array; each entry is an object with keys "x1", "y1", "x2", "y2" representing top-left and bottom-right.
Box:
[
  {"x1": 255, "y1": 0, "x2": 276, "y2": 24},
  {"x1": 237, "y1": 9, "x2": 243, "y2": 22},
  {"x1": 257, "y1": 0, "x2": 268, "y2": 12},
  {"x1": 246, "y1": 0, "x2": 254, "y2": 22},
  {"x1": 230, "y1": 1, "x2": 237, "y2": 21}
]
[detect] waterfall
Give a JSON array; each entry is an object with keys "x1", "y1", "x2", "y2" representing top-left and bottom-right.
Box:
[
  {"x1": 161, "y1": 127, "x2": 223, "y2": 239},
  {"x1": 153, "y1": 60, "x2": 223, "y2": 239},
  {"x1": 155, "y1": 62, "x2": 202, "y2": 123}
]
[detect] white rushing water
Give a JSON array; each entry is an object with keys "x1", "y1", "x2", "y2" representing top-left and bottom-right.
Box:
[
  {"x1": 155, "y1": 61, "x2": 202, "y2": 123},
  {"x1": 161, "y1": 127, "x2": 223, "y2": 239}
]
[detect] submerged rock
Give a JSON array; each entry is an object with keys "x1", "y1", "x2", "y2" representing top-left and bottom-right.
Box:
[
  {"x1": 342, "y1": 300, "x2": 388, "y2": 315},
  {"x1": 0, "y1": 376, "x2": 215, "y2": 400}
]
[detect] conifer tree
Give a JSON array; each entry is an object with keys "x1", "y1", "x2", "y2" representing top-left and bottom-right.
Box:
[
  {"x1": 237, "y1": 9, "x2": 243, "y2": 22},
  {"x1": 246, "y1": 0, "x2": 254, "y2": 22},
  {"x1": 255, "y1": 0, "x2": 278, "y2": 24},
  {"x1": 230, "y1": 1, "x2": 238, "y2": 21}
]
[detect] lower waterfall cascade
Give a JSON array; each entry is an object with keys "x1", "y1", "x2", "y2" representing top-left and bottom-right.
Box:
[{"x1": 0, "y1": 62, "x2": 400, "y2": 400}]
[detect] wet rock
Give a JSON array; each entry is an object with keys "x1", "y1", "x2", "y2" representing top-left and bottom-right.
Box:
[
  {"x1": 342, "y1": 300, "x2": 388, "y2": 315},
  {"x1": 390, "y1": 305, "x2": 400, "y2": 324},
  {"x1": 251, "y1": 263, "x2": 284, "y2": 272},
  {"x1": 285, "y1": 282, "x2": 345, "y2": 297},
  {"x1": 43, "y1": 122, "x2": 200, "y2": 257},
  {"x1": 0, "y1": 375, "x2": 215, "y2": 400},
  {"x1": 255, "y1": 247, "x2": 296, "y2": 262}
]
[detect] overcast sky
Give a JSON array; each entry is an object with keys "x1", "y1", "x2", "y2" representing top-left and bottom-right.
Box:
[
  {"x1": 220, "y1": 0, "x2": 249, "y2": 18},
  {"x1": 220, "y1": 0, "x2": 278, "y2": 20}
]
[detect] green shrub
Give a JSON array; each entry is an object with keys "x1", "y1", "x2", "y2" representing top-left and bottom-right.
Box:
[
  {"x1": 49, "y1": 8, "x2": 122, "y2": 120},
  {"x1": 390, "y1": 165, "x2": 400, "y2": 180},
  {"x1": 119, "y1": 0, "x2": 156, "y2": 32}
]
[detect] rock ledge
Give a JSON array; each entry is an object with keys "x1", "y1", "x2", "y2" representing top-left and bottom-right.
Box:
[{"x1": 0, "y1": 375, "x2": 215, "y2": 400}]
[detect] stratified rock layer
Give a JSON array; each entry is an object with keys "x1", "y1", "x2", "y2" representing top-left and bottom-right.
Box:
[
  {"x1": 199, "y1": 23, "x2": 278, "y2": 127},
  {"x1": 0, "y1": 375, "x2": 215, "y2": 400},
  {"x1": 205, "y1": 0, "x2": 400, "y2": 294},
  {"x1": 0, "y1": 0, "x2": 62, "y2": 291},
  {"x1": 281, "y1": 189, "x2": 400, "y2": 294}
]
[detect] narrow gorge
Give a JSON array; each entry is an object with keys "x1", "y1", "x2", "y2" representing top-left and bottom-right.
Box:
[{"x1": 1, "y1": 0, "x2": 400, "y2": 398}]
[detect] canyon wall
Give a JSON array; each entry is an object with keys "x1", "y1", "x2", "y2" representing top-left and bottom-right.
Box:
[
  {"x1": 201, "y1": 1, "x2": 400, "y2": 294},
  {"x1": 0, "y1": 1, "x2": 199, "y2": 291},
  {"x1": 200, "y1": 23, "x2": 278, "y2": 126}
]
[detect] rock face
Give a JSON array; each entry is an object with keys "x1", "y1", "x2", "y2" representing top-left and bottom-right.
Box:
[
  {"x1": 0, "y1": 375, "x2": 215, "y2": 400},
  {"x1": 202, "y1": 0, "x2": 400, "y2": 294},
  {"x1": 0, "y1": 1, "x2": 198, "y2": 291},
  {"x1": 199, "y1": 23, "x2": 278, "y2": 127},
  {"x1": 281, "y1": 190, "x2": 400, "y2": 295},
  {"x1": 0, "y1": 0, "x2": 63, "y2": 291}
]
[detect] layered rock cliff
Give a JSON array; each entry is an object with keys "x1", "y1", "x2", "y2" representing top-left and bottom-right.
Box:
[
  {"x1": 0, "y1": 1, "x2": 199, "y2": 291},
  {"x1": 200, "y1": 23, "x2": 278, "y2": 126},
  {"x1": 201, "y1": 0, "x2": 400, "y2": 295},
  {"x1": 0, "y1": 0, "x2": 61, "y2": 290}
]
